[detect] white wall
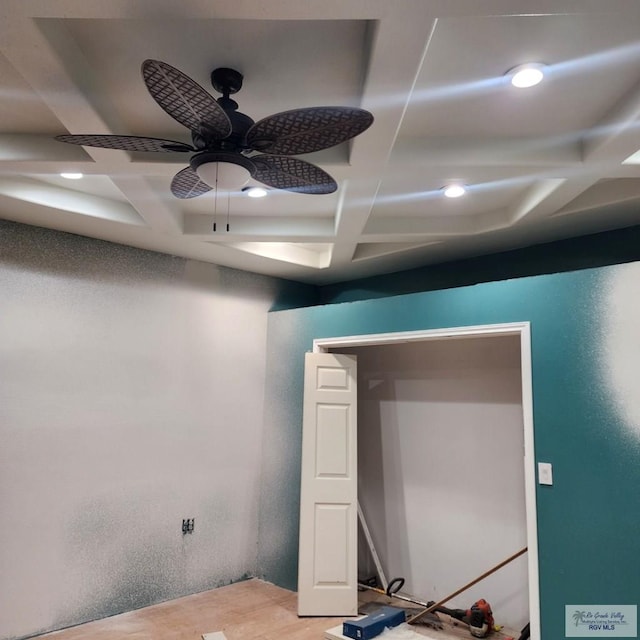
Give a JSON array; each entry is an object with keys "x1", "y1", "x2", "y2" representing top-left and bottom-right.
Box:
[
  {"x1": 0, "y1": 222, "x2": 287, "y2": 640},
  {"x1": 347, "y1": 335, "x2": 529, "y2": 631}
]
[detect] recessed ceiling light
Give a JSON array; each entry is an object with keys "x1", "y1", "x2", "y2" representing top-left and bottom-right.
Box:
[
  {"x1": 60, "y1": 172, "x2": 83, "y2": 180},
  {"x1": 443, "y1": 184, "x2": 467, "y2": 198},
  {"x1": 508, "y1": 63, "x2": 546, "y2": 88},
  {"x1": 243, "y1": 186, "x2": 268, "y2": 198}
]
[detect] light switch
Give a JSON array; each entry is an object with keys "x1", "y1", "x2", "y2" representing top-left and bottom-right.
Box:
[{"x1": 538, "y1": 462, "x2": 553, "y2": 485}]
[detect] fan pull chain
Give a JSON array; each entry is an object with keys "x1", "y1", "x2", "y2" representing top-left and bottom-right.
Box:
[
  {"x1": 227, "y1": 192, "x2": 231, "y2": 232},
  {"x1": 212, "y1": 164, "x2": 219, "y2": 232}
]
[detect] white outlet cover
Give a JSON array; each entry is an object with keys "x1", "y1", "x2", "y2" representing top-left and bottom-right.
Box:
[
  {"x1": 538, "y1": 462, "x2": 553, "y2": 485},
  {"x1": 202, "y1": 632, "x2": 227, "y2": 640}
]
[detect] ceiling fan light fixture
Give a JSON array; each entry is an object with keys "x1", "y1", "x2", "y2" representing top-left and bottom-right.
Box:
[
  {"x1": 60, "y1": 172, "x2": 83, "y2": 180},
  {"x1": 196, "y1": 161, "x2": 250, "y2": 191},
  {"x1": 508, "y1": 63, "x2": 546, "y2": 88},
  {"x1": 243, "y1": 186, "x2": 268, "y2": 198},
  {"x1": 443, "y1": 183, "x2": 467, "y2": 198}
]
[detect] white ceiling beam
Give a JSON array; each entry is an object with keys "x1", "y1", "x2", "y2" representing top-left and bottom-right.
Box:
[
  {"x1": 110, "y1": 176, "x2": 183, "y2": 234},
  {"x1": 552, "y1": 177, "x2": 640, "y2": 216},
  {"x1": 582, "y1": 78, "x2": 640, "y2": 165},
  {"x1": 184, "y1": 214, "x2": 334, "y2": 240},
  {"x1": 0, "y1": 176, "x2": 143, "y2": 225},
  {"x1": 329, "y1": 10, "x2": 441, "y2": 268},
  {"x1": 363, "y1": 207, "x2": 512, "y2": 239},
  {"x1": 507, "y1": 179, "x2": 569, "y2": 224},
  {"x1": 392, "y1": 137, "x2": 583, "y2": 167},
  {"x1": 0, "y1": 14, "x2": 122, "y2": 138},
  {"x1": 0, "y1": 160, "x2": 188, "y2": 177},
  {"x1": 352, "y1": 241, "x2": 440, "y2": 262},
  {"x1": 226, "y1": 242, "x2": 331, "y2": 269}
]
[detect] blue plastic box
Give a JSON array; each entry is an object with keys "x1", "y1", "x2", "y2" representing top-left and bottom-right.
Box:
[{"x1": 342, "y1": 606, "x2": 406, "y2": 640}]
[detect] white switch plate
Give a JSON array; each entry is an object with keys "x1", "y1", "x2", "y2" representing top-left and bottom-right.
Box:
[{"x1": 538, "y1": 462, "x2": 553, "y2": 485}]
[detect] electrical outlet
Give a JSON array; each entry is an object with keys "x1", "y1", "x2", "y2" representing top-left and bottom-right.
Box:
[{"x1": 182, "y1": 518, "x2": 195, "y2": 534}]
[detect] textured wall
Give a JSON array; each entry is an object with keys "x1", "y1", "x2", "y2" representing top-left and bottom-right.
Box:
[
  {"x1": 261, "y1": 264, "x2": 640, "y2": 639},
  {"x1": 0, "y1": 221, "x2": 312, "y2": 640}
]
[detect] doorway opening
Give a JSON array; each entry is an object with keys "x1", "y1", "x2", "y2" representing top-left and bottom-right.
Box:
[{"x1": 313, "y1": 323, "x2": 539, "y2": 640}]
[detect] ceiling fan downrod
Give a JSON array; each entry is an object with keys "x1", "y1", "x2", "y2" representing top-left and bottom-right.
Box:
[
  {"x1": 211, "y1": 67, "x2": 243, "y2": 110},
  {"x1": 208, "y1": 67, "x2": 255, "y2": 150}
]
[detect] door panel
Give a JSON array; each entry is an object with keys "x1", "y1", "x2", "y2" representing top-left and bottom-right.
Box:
[{"x1": 298, "y1": 352, "x2": 358, "y2": 616}]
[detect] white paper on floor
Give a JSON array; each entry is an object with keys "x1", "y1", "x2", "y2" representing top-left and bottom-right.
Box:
[
  {"x1": 325, "y1": 622, "x2": 442, "y2": 640},
  {"x1": 379, "y1": 623, "x2": 441, "y2": 639}
]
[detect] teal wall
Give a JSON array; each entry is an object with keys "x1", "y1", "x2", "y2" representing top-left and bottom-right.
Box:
[
  {"x1": 319, "y1": 224, "x2": 640, "y2": 304},
  {"x1": 259, "y1": 264, "x2": 640, "y2": 639}
]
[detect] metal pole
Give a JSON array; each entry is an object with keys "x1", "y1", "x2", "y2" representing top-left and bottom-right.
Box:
[{"x1": 357, "y1": 501, "x2": 388, "y2": 591}]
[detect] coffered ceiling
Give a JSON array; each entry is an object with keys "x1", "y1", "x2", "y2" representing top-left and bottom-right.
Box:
[{"x1": 2, "y1": 1, "x2": 640, "y2": 283}]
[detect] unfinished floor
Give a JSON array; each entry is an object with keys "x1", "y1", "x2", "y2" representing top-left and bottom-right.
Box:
[{"x1": 33, "y1": 579, "x2": 521, "y2": 640}]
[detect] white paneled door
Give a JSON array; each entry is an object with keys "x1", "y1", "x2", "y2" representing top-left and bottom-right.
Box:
[{"x1": 297, "y1": 352, "x2": 358, "y2": 616}]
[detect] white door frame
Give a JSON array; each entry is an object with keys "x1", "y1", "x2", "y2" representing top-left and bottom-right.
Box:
[{"x1": 312, "y1": 321, "x2": 540, "y2": 640}]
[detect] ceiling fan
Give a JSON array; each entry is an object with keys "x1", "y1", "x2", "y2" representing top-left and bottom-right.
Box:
[{"x1": 56, "y1": 59, "x2": 374, "y2": 198}]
